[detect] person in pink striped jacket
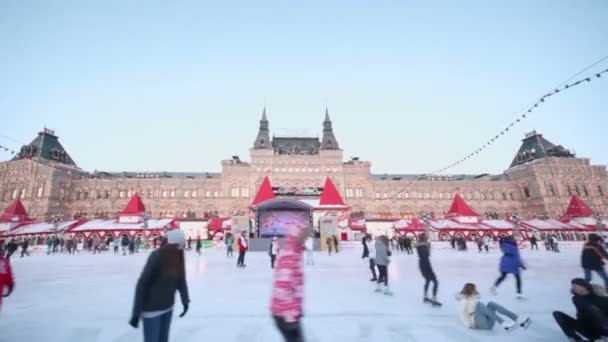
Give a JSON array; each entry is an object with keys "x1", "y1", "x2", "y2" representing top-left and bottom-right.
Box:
[{"x1": 270, "y1": 223, "x2": 309, "y2": 342}]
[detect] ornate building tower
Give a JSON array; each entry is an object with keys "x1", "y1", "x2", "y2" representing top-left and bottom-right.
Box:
[
  {"x1": 321, "y1": 108, "x2": 340, "y2": 150},
  {"x1": 253, "y1": 108, "x2": 271, "y2": 150}
]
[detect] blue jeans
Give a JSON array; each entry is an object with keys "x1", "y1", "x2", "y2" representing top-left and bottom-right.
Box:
[
  {"x1": 474, "y1": 302, "x2": 518, "y2": 330},
  {"x1": 143, "y1": 310, "x2": 172, "y2": 342},
  {"x1": 583, "y1": 268, "x2": 608, "y2": 288}
]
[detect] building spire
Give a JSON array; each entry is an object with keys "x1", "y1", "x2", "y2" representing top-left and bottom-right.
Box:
[
  {"x1": 253, "y1": 107, "x2": 272, "y2": 149},
  {"x1": 321, "y1": 107, "x2": 339, "y2": 150}
]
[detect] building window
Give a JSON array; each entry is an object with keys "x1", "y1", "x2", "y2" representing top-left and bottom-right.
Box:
[
  {"x1": 147, "y1": 189, "x2": 153, "y2": 199},
  {"x1": 583, "y1": 186, "x2": 589, "y2": 197},
  {"x1": 231, "y1": 186, "x2": 239, "y2": 198},
  {"x1": 37, "y1": 186, "x2": 44, "y2": 198},
  {"x1": 598, "y1": 186, "x2": 604, "y2": 197},
  {"x1": 375, "y1": 192, "x2": 380, "y2": 199},
  {"x1": 383, "y1": 193, "x2": 388, "y2": 199},
  {"x1": 104, "y1": 190, "x2": 110, "y2": 199},
  {"x1": 509, "y1": 192, "x2": 515, "y2": 201},
  {"x1": 438, "y1": 193, "x2": 443, "y2": 199},
  {"x1": 214, "y1": 191, "x2": 219, "y2": 197},
  {"x1": 127, "y1": 189, "x2": 132, "y2": 198},
  {"x1": 425, "y1": 193, "x2": 430, "y2": 199},
  {"x1": 119, "y1": 191, "x2": 125, "y2": 199},
  {"x1": 346, "y1": 188, "x2": 354, "y2": 198},
  {"x1": 487, "y1": 193, "x2": 493, "y2": 200},
  {"x1": 574, "y1": 185, "x2": 580, "y2": 196},
  {"x1": 83, "y1": 191, "x2": 88, "y2": 200},
  {"x1": 192, "y1": 191, "x2": 197, "y2": 198},
  {"x1": 548, "y1": 184, "x2": 556, "y2": 197},
  {"x1": 241, "y1": 187, "x2": 249, "y2": 198},
  {"x1": 170, "y1": 190, "x2": 175, "y2": 198},
  {"x1": 205, "y1": 191, "x2": 211, "y2": 198},
  {"x1": 19, "y1": 188, "x2": 25, "y2": 199},
  {"x1": 502, "y1": 192, "x2": 507, "y2": 200},
  {"x1": 404, "y1": 192, "x2": 409, "y2": 199},
  {"x1": 481, "y1": 193, "x2": 486, "y2": 200},
  {"x1": 184, "y1": 190, "x2": 190, "y2": 198},
  {"x1": 162, "y1": 191, "x2": 167, "y2": 198},
  {"x1": 397, "y1": 192, "x2": 402, "y2": 199},
  {"x1": 566, "y1": 185, "x2": 572, "y2": 196},
  {"x1": 523, "y1": 187, "x2": 531, "y2": 198},
  {"x1": 356, "y1": 189, "x2": 364, "y2": 198}
]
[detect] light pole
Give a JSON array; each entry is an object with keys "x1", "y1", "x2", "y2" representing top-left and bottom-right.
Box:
[
  {"x1": 422, "y1": 212, "x2": 432, "y2": 240},
  {"x1": 510, "y1": 213, "x2": 521, "y2": 241}
]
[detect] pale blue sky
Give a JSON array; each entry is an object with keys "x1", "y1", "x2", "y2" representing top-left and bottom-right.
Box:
[{"x1": 1, "y1": 1, "x2": 607, "y2": 174}]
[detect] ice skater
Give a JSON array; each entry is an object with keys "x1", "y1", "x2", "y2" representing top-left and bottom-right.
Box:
[
  {"x1": 20, "y1": 239, "x2": 30, "y2": 258},
  {"x1": 552, "y1": 278, "x2": 608, "y2": 341},
  {"x1": 362, "y1": 234, "x2": 370, "y2": 259},
  {"x1": 483, "y1": 235, "x2": 491, "y2": 253},
  {"x1": 491, "y1": 236, "x2": 527, "y2": 299},
  {"x1": 121, "y1": 235, "x2": 129, "y2": 255},
  {"x1": 404, "y1": 236, "x2": 414, "y2": 255},
  {"x1": 226, "y1": 235, "x2": 234, "y2": 257},
  {"x1": 0, "y1": 247, "x2": 15, "y2": 312},
  {"x1": 375, "y1": 235, "x2": 392, "y2": 295},
  {"x1": 530, "y1": 235, "x2": 538, "y2": 251},
  {"x1": 366, "y1": 235, "x2": 377, "y2": 282},
  {"x1": 113, "y1": 237, "x2": 120, "y2": 254},
  {"x1": 270, "y1": 223, "x2": 308, "y2": 342},
  {"x1": 270, "y1": 237, "x2": 280, "y2": 269},
  {"x1": 196, "y1": 236, "x2": 202, "y2": 255},
  {"x1": 237, "y1": 232, "x2": 248, "y2": 268},
  {"x1": 5, "y1": 240, "x2": 17, "y2": 259},
  {"x1": 581, "y1": 233, "x2": 608, "y2": 289},
  {"x1": 416, "y1": 234, "x2": 440, "y2": 306},
  {"x1": 476, "y1": 237, "x2": 483, "y2": 253},
  {"x1": 458, "y1": 283, "x2": 531, "y2": 332},
  {"x1": 332, "y1": 235, "x2": 339, "y2": 253},
  {"x1": 129, "y1": 230, "x2": 190, "y2": 342},
  {"x1": 326, "y1": 236, "x2": 333, "y2": 255}
]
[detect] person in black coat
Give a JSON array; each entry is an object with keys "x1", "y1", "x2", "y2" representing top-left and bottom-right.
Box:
[
  {"x1": 121, "y1": 235, "x2": 129, "y2": 255},
  {"x1": 20, "y1": 239, "x2": 30, "y2": 257},
  {"x1": 362, "y1": 235, "x2": 370, "y2": 259},
  {"x1": 5, "y1": 241, "x2": 17, "y2": 259},
  {"x1": 130, "y1": 230, "x2": 190, "y2": 342},
  {"x1": 530, "y1": 236, "x2": 538, "y2": 251},
  {"x1": 416, "y1": 234, "x2": 439, "y2": 301},
  {"x1": 553, "y1": 278, "x2": 608, "y2": 341},
  {"x1": 582, "y1": 234, "x2": 608, "y2": 289}
]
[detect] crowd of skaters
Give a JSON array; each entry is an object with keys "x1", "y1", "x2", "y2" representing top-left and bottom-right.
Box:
[{"x1": 1, "y1": 226, "x2": 608, "y2": 342}]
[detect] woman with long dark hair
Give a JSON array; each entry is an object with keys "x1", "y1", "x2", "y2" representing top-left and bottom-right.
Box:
[
  {"x1": 129, "y1": 230, "x2": 190, "y2": 342},
  {"x1": 416, "y1": 234, "x2": 440, "y2": 306}
]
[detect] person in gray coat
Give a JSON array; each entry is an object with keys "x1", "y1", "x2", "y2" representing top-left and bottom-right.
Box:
[{"x1": 375, "y1": 235, "x2": 393, "y2": 295}]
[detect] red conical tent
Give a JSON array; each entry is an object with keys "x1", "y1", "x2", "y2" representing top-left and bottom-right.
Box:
[
  {"x1": 251, "y1": 176, "x2": 276, "y2": 207},
  {"x1": 320, "y1": 177, "x2": 346, "y2": 206},
  {"x1": 0, "y1": 199, "x2": 32, "y2": 222},
  {"x1": 120, "y1": 193, "x2": 146, "y2": 215},
  {"x1": 446, "y1": 194, "x2": 478, "y2": 217},
  {"x1": 565, "y1": 195, "x2": 593, "y2": 218}
]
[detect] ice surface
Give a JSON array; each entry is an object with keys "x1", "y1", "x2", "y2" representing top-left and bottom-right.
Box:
[{"x1": 0, "y1": 244, "x2": 587, "y2": 341}]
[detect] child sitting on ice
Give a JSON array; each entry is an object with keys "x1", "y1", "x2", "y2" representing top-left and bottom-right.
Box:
[{"x1": 457, "y1": 283, "x2": 531, "y2": 332}]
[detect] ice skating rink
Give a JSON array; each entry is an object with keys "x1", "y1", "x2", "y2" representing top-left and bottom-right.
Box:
[{"x1": 1, "y1": 246, "x2": 583, "y2": 342}]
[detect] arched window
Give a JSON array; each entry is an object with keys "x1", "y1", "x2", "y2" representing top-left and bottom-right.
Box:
[{"x1": 37, "y1": 185, "x2": 44, "y2": 198}]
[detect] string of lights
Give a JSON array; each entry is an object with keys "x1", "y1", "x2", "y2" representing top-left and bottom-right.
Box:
[{"x1": 374, "y1": 65, "x2": 608, "y2": 202}]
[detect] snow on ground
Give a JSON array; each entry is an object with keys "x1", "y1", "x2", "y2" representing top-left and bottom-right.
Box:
[{"x1": 0, "y1": 245, "x2": 584, "y2": 342}]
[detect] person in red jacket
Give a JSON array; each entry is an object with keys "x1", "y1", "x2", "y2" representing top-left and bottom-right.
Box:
[
  {"x1": 237, "y1": 231, "x2": 249, "y2": 268},
  {"x1": 0, "y1": 248, "x2": 15, "y2": 312},
  {"x1": 271, "y1": 223, "x2": 308, "y2": 342}
]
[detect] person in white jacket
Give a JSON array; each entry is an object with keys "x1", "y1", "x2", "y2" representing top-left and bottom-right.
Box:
[
  {"x1": 457, "y1": 283, "x2": 531, "y2": 332},
  {"x1": 304, "y1": 236, "x2": 314, "y2": 266}
]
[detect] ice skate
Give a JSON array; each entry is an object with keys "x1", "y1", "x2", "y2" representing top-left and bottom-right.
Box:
[
  {"x1": 375, "y1": 285, "x2": 383, "y2": 293},
  {"x1": 502, "y1": 321, "x2": 518, "y2": 332},
  {"x1": 423, "y1": 297, "x2": 442, "y2": 307},
  {"x1": 383, "y1": 287, "x2": 393, "y2": 296},
  {"x1": 370, "y1": 278, "x2": 377, "y2": 282},
  {"x1": 517, "y1": 316, "x2": 532, "y2": 329},
  {"x1": 516, "y1": 293, "x2": 527, "y2": 300}
]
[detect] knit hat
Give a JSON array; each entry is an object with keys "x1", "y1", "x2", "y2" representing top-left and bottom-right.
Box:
[
  {"x1": 571, "y1": 278, "x2": 592, "y2": 291},
  {"x1": 167, "y1": 230, "x2": 185, "y2": 245}
]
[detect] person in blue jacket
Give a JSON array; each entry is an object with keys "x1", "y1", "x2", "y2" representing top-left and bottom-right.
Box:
[{"x1": 491, "y1": 236, "x2": 527, "y2": 299}]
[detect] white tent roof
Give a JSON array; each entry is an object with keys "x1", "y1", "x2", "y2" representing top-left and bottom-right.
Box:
[
  {"x1": 298, "y1": 199, "x2": 348, "y2": 209},
  {"x1": 70, "y1": 218, "x2": 174, "y2": 232},
  {"x1": 479, "y1": 220, "x2": 514, "y2": 229},
  {"x1": 521, "y1": 219, "x2": 573, "y2": 230},
  {"x1": 8, "y1": 220, "x2": 79, "y2": 236},
  {"x1": 430, "y1": 219, "x2": 477, "y2": 230}
]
